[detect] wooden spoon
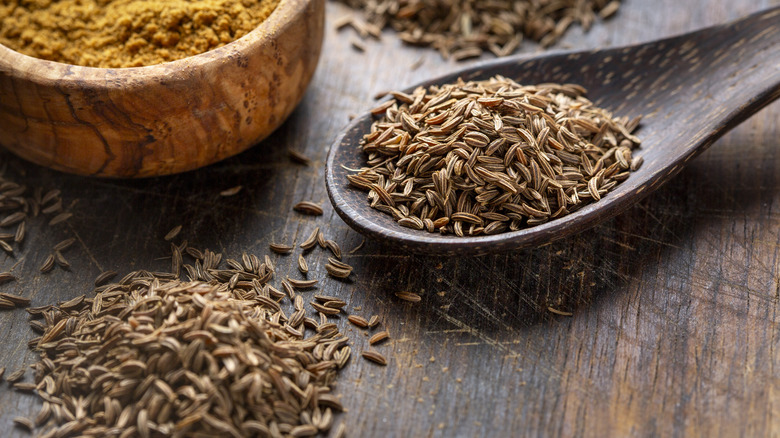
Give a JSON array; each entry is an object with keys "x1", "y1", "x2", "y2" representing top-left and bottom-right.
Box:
[{"x1": 326, "y1": 7, "x2": 780, "y2": 256}]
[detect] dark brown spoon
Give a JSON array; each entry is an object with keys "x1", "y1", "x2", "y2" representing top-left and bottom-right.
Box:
[{"x1": 326, "y1": 7, "x2": 780, "y2": 256}]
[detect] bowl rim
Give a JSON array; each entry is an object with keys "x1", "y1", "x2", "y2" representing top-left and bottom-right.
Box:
[{"x1": 0, "y1": 0, "x2": 302, "y2": 80}]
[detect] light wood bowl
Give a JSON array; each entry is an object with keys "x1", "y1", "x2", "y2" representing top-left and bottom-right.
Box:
[{"x1": 0, "y1": 0, "x2": 324, "y2": 177}]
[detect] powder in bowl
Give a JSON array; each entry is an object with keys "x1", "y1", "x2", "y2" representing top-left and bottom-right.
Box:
[{"x1": 0, "y1": 0, "x2": 281, "y2": 68}]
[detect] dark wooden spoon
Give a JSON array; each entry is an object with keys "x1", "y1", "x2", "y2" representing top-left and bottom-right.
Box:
[{"x1": 326, "y1": 7, "x2": 780, "y2": 256}]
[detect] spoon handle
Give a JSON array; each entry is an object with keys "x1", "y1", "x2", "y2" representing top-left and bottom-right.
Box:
[{"x1": 608, "y1": 7, "x2": 780, "y2": 137}]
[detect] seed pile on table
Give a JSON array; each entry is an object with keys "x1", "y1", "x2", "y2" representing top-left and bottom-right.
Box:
[
  {"x1": 15, "y1": 226, "x2": 393, "y2": 436},
  {"x1": 348, "y1": 76, "x2": 642, "y2": 236},
  {"x1": 335, "y1": 0, "x2": 622, "y2": 59},
  {"x1": 22, "y1": 245, "x2": 353, "y2": 437}
]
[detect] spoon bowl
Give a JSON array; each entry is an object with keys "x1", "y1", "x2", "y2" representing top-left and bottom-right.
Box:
[{"x1": 326, "y1": 7, "x2": 780, "y2": 256}]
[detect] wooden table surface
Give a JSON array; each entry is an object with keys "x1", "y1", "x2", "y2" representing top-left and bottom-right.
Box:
[{"x1": 2, "y1": 1, "x2": 779, "y2": 436}]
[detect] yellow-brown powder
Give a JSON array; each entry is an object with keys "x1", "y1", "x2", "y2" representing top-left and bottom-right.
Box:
[{"x1": 0, "y1": 0, "x2": 281, "y2": 68}]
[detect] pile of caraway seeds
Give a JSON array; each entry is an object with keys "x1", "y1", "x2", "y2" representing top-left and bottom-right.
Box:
[
  {"x1": 348, "y1": 76, "x2": 642, "y2": 236},
  {"x1": 335, "y1": 0, "x2": 622, "y2": 59},
  {"x1": 7, "y1": 232, "x2": 399, "y2": 437},
  {"x1": 0, "y1": 154, "x2": 399, "y2": 437}
]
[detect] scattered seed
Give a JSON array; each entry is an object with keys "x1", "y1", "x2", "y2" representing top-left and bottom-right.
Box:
[
  {"x1": 41, "y1": 189, "x2": 60, "y2": 205},
  {"x1": 351, "y1": 38, "x2": 367, "y2": 52},
  {"x1": 59, "y1": 294, "x2": 85, "y2": 310},
  {"x1": 39, "y1": 254, "x2": 55, "y2": 273},
  {"x1": 13, "y1": 382, "x2": 37, "y2": 392},
  {"x1": 333, "y1": 422, "x2": 347, "y2": 438},
  {"x1": 94, "y1": 271, "x2": 118, "y2": 287},
  {"x1": 0, "y1": 212, "x2": 25, "y2": 227},
  {"x1": 323, "y1": 299, "x2": 347, "y2": 309},
  {"x1": 369, "y1": 330, "x2": 390, "y2": 345},
  {"x1": 631, "y1": 156, "x2": 644, "y2": 171},
  {"x1": 328, "y1": 258, "x2": 352, "y2": 270},
  {"x1": 318, "y1": 394, "x2": 344, "y2": 411},
  {"x1": 269, "y1": 243, "x2": 294, "y2": 254},
  {"x1": 548, "y1": 307, "x2": 574, "y2": 316},
  {"x1": 186, "y1": 247, "x2": 204, "y2": 260},
  {"x1": 300, "y1": 227, "x2": 320, "y2": 250},
  {"x1": 264, "y1": 254, "x2": 275, "y2": 274},
  {"x1": 14, "y1": 221, "x2": 25, "y2": 243},
  {"x1": 282, "y1": 279, "x2": 296, "y2": 299},
  {"x1": 395, "y1": 291, "x2": 421, "y2": 303},
  {"x1": 6, "y1": 367, "x2": 25, "y2": 382},
  {"x1": 313, "y1": 294, "x2": 340, "y2": 303},
  {"x1": 52, "y1": 237, "x2": 76, "y2": 252},
  {"x1": 310, "y1": 302, "x2": 340, "y2": 316},
  {"x1": 410, "y1": 56, "x2": 424, "y2": 71},
  {"x1": 288, "y1": 149, "x2": 312, "y2": 165},
  {"x1": 41, "y1": 199, "x2": 62, "y2": 215},
  {"x1": 333, "y1": 14, "x2": 353, "y2": 30},
  {"x1": 53, "y1": 251, "x2": 70, "y2": 269},
  {"x1": 0, "y1": 293, "x2": 30, "y2": 306},
  {"x1": 219, "y1": 185, "x2": 243, "y2": 197},
  {"x1": 361, "y1": 350, "x2": 388, "y2": 366},
  {"x1": 347, "y1": 315, "x2": 369, "y2": 328},
  {"x1": 325, "y1": 263, "x2": 352, "y2": 279},
  {"x1": 47, "y1": 212, "x2": 72, "y2": 226},
  {"x1": 0, "y1": 272, "x2": 15, "y2": 283},
  {"x1": 367, "y1": 315, "x2": 380, "y2": 328},
  {"x1": 164, "y1": 225, "x2": 183, "y2": 241},
  {"x1": 297, "y1": 254, "x2": 309, "y2": 274},
  {"x1": 293, "y1": 201, "x2": 324, "y2": 216},
  {"x1": 287, "y1": 277, "x2": 318, "y2": 289},
  {"x1": 13, "y1": 416, "x2": 33, "y2": 431},
  {"x1": 324, "y1": 240, "x2": 342, "y2": 259}
]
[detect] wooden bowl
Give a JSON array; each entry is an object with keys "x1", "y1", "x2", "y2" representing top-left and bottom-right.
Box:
[{"x1": 0, "y1": 0, "x2": 324, "y2": 178}]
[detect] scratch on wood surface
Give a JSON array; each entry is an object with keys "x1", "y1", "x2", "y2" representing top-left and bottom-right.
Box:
[
  {"x1": 424, "y1": 328, "x2": 472, "y2": 334},
  {"x1": 615, "y1": 230, "x2": 684, "y2": 249},
  {"x1": 599, "y1": 236, "x2": 636, "y2": 251},
  {"x1": 634, "y1": 203, "x2": 685, "y2": 241},
  {"x1": 68, "y1": 225, "x2": 102, "y2": 272},
  {"x1": 430, "y1": 309, "x2": 515, "y2": 355},
  {"x1": 454, "y1": 339, "x2": 525, "y2": 348}
]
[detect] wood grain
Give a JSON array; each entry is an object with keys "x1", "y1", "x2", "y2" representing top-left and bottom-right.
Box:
[{"x1": 1, "y1": 0, "x2": 779, "y2": 437}]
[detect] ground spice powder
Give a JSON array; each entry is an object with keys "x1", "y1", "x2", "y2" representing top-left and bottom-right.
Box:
[{"x1": 0, "y1": 0, "x2": 281, "y2": 68}]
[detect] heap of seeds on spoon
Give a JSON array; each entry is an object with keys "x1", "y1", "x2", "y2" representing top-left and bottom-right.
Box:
[
  {"x1": 335, "y1": 0, "x2": 622, "y2": 59},
  {"x1": 348, "y1": 75, "x2": 642, "y2": 236}
]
